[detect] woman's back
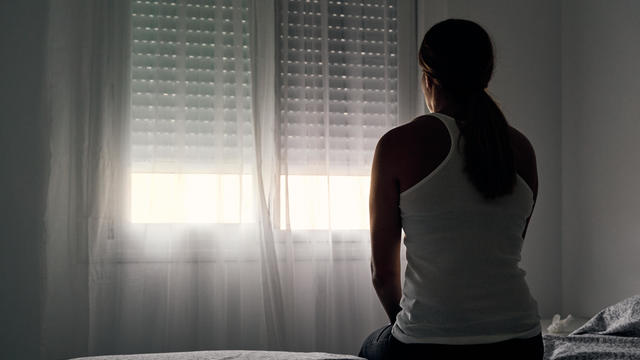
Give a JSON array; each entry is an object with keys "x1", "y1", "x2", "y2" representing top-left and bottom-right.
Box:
[
  {"x1": 390, "y1": 112, "x2": 541, "y2": 344},
  {"x1": 359, "y1": 18, "x2": 543, "y2": 359}
]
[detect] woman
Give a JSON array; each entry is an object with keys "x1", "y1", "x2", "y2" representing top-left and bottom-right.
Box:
[{"x1": 359, "y1": 19, "x2": 543, "y2": 359}]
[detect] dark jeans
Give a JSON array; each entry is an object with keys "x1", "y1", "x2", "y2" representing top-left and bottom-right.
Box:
[{"x1": 358, "y1": 324, "x2": 544, "y2": 360}]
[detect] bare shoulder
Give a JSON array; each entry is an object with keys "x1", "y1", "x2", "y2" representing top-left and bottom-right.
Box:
[
  {"x1": 406, "y1": 114, "x2": 448, "y2": 133},
  {"x1": 509, "y1": 126, "x2": 534, "y2": 151},
  {"x1": 508, "y1": 126, "x2": 537, "y2": 166},
  {"x1": 373, "y1": 115, "x2": 450, "y2": 194},
  {"x1": 375, "y1": 115, "x2": 445, "y2": 158},
  {"x1": 383, "y1": 115, "x2": 445, "y2": 141},
  {"x1": 373, "y1": 125, "x2": 402, "y2": 164}
]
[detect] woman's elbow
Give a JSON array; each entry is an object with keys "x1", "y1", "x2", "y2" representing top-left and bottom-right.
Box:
[{"x1": 371, "y1": 271, "x2": 398, "y2": 289}]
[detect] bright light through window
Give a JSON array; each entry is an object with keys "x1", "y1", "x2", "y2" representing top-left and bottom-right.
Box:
[
  {"x1": 280, "y1": 175, "x2": 370, "y2": 230},
  {"x1": 131, "y1": 174, "x2": 371, "y2": 230},
  {"x1": 131, "y1": 173, "x2": 255, "y2": 224}
]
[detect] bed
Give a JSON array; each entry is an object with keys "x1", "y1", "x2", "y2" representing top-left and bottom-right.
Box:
[
  {"x1": 543, "y1": 294, "x2": 640, "y2": 359},
  {"x1": 71, "y1": 352, "x2": 365, "y2": 360},
  {"x1": 72, "y1": 295, "x2": 640, "y2": 360}
]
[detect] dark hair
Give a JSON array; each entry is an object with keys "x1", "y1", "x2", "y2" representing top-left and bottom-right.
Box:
[{"x1": 419, "y1": 19, "x2": 515, "y2": 199}]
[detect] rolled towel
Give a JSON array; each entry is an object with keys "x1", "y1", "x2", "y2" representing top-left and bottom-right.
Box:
[{"x1": 547, "y1": 314, "x2": 582, "y2": 334}]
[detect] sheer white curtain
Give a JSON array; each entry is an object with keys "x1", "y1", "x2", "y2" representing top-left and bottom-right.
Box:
[
  {"x1": 43, "y1": 0, "x2": 130, "y2": 358},
  {"x1": 274, "y1": 0, "x2": 406, "y2": 352},
  {"x1": 43, "y1": 0, "x2": 417, "y2": 358}
]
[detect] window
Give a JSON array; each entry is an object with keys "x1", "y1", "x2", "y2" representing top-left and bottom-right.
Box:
[
  {"x1": 280, "y1": 0, "x2": 397, "y2": 174},
  {"x1": 129, "y1": 0, "x2": 402, "y2": 229},
  {"x1": 130, "y1": 0, "x2": 255, "y2": 223},
  {"x1": 279, "y1": 0, "x2": 398, "y2": 230}
]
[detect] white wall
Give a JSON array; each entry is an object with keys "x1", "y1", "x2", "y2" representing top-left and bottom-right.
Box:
[
  {"x1": 0, "y1": 1, "x2": 49, "y2": 358},
  {"x1": 561, "y1": 0, "x2": 640, "y2": 317},
  {"x1": 423, "y1": 0, "x2": 563, "y2": 317}
]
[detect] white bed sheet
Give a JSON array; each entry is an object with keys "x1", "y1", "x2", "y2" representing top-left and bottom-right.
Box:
[{"x1": 71, "y1": 351, "x2": 365, "y2": 360}]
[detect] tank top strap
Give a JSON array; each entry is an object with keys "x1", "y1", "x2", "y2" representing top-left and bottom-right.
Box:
[
  {"x1": 429, "y1": 112, "x2": 460, "y2": 140},
  {"x1": 399, "y1": 113, "x2": 461, "y2": 198}
]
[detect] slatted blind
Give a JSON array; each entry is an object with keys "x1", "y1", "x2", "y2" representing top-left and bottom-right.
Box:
[
  {"x1": 279, "y1": 0, "x2": 398, "y2": 176},
  {"x1": 130, "y1": 0, "x2": 253, "y2": 173}
]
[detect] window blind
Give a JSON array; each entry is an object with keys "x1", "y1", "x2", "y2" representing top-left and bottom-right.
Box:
[
  {"x1": 279, "y1": 0, "x2": 398, "y2": 176},
  {"x1": 130, "y1": 0, "x2": 253, "y2": 173}
]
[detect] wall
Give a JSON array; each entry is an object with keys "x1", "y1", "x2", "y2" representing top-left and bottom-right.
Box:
[
  {"x1": 561, "y1": 0, "x2": 640, "y2": 316},
  {"x1": 0, "y1": 0, "x2": 50, "y2": 358},
  {"x1": 422, "y1": 0, "x2": 563, "y2": 317}
]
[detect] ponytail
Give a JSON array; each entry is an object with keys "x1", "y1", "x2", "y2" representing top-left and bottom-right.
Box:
[
  {"x1": 419, "y1": 19, "x2": 516, "y2": 199},
  {"x1": 458, "y1": 89, "x2": 515, "y2": 199}
]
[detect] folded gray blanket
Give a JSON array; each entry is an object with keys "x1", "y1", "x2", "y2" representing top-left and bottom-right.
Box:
[
  {"x1": 544, "y1": 294, "x2": 640, "y2": 360},
  {"x1": 544, "y1": 333, "x2": 640, "y2": 359},
  {"x1": 571, "y1": 294, "x2": 640, "y2": 337}
]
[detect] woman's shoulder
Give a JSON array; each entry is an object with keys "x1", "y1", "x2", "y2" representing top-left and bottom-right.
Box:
[
  {"x1": 375, "y1": 115, "x2": 448, "y2": 162},
  {"x1": 508, "y1": 126, "x2": 534, "y2": 151},
  {"x1": 374, "y1": 116, "x2": 451, "y2": 190},
  {"x1": 508, "y1": 126, "x2": 536, "y2": 166},
  {"x1": 508, "y1": 126, "x2": 538, "y2": 199},
  {"x1": 380, "y1": 114, "x2": 447, "y2": 143}
]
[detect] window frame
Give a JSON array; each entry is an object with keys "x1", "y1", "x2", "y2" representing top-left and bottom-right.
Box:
[{"x1": 122, "y1": 0, "x2": 419, "y2": 245}]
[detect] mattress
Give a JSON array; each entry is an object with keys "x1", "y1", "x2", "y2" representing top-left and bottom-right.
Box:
[
  {"x1": 71, "y1": 351, "x2": 365, "y2": 360},
  {"x1": 74, "y1": 295, "x2": 640, "y2": 360}
]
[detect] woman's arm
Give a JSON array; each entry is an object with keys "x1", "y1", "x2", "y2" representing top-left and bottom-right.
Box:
[{"x1": 369, "y1": 131, "x2": 403, "y2": 324}]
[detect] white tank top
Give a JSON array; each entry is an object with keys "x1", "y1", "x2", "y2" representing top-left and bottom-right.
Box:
[{"x1": 391, "y1": 112, "x2": 541, "y2": 345}]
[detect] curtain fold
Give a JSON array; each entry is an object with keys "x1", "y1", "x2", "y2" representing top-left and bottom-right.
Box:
[
  {"x1": 249, "y1": 0, "x2": 287, "y2": 348},
  {"x1": 44, "y1": 0, "x2": 132, "y2": 358},
  {"x1": 42, "y1": 0, "x2": 415, "y2": 358}
]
